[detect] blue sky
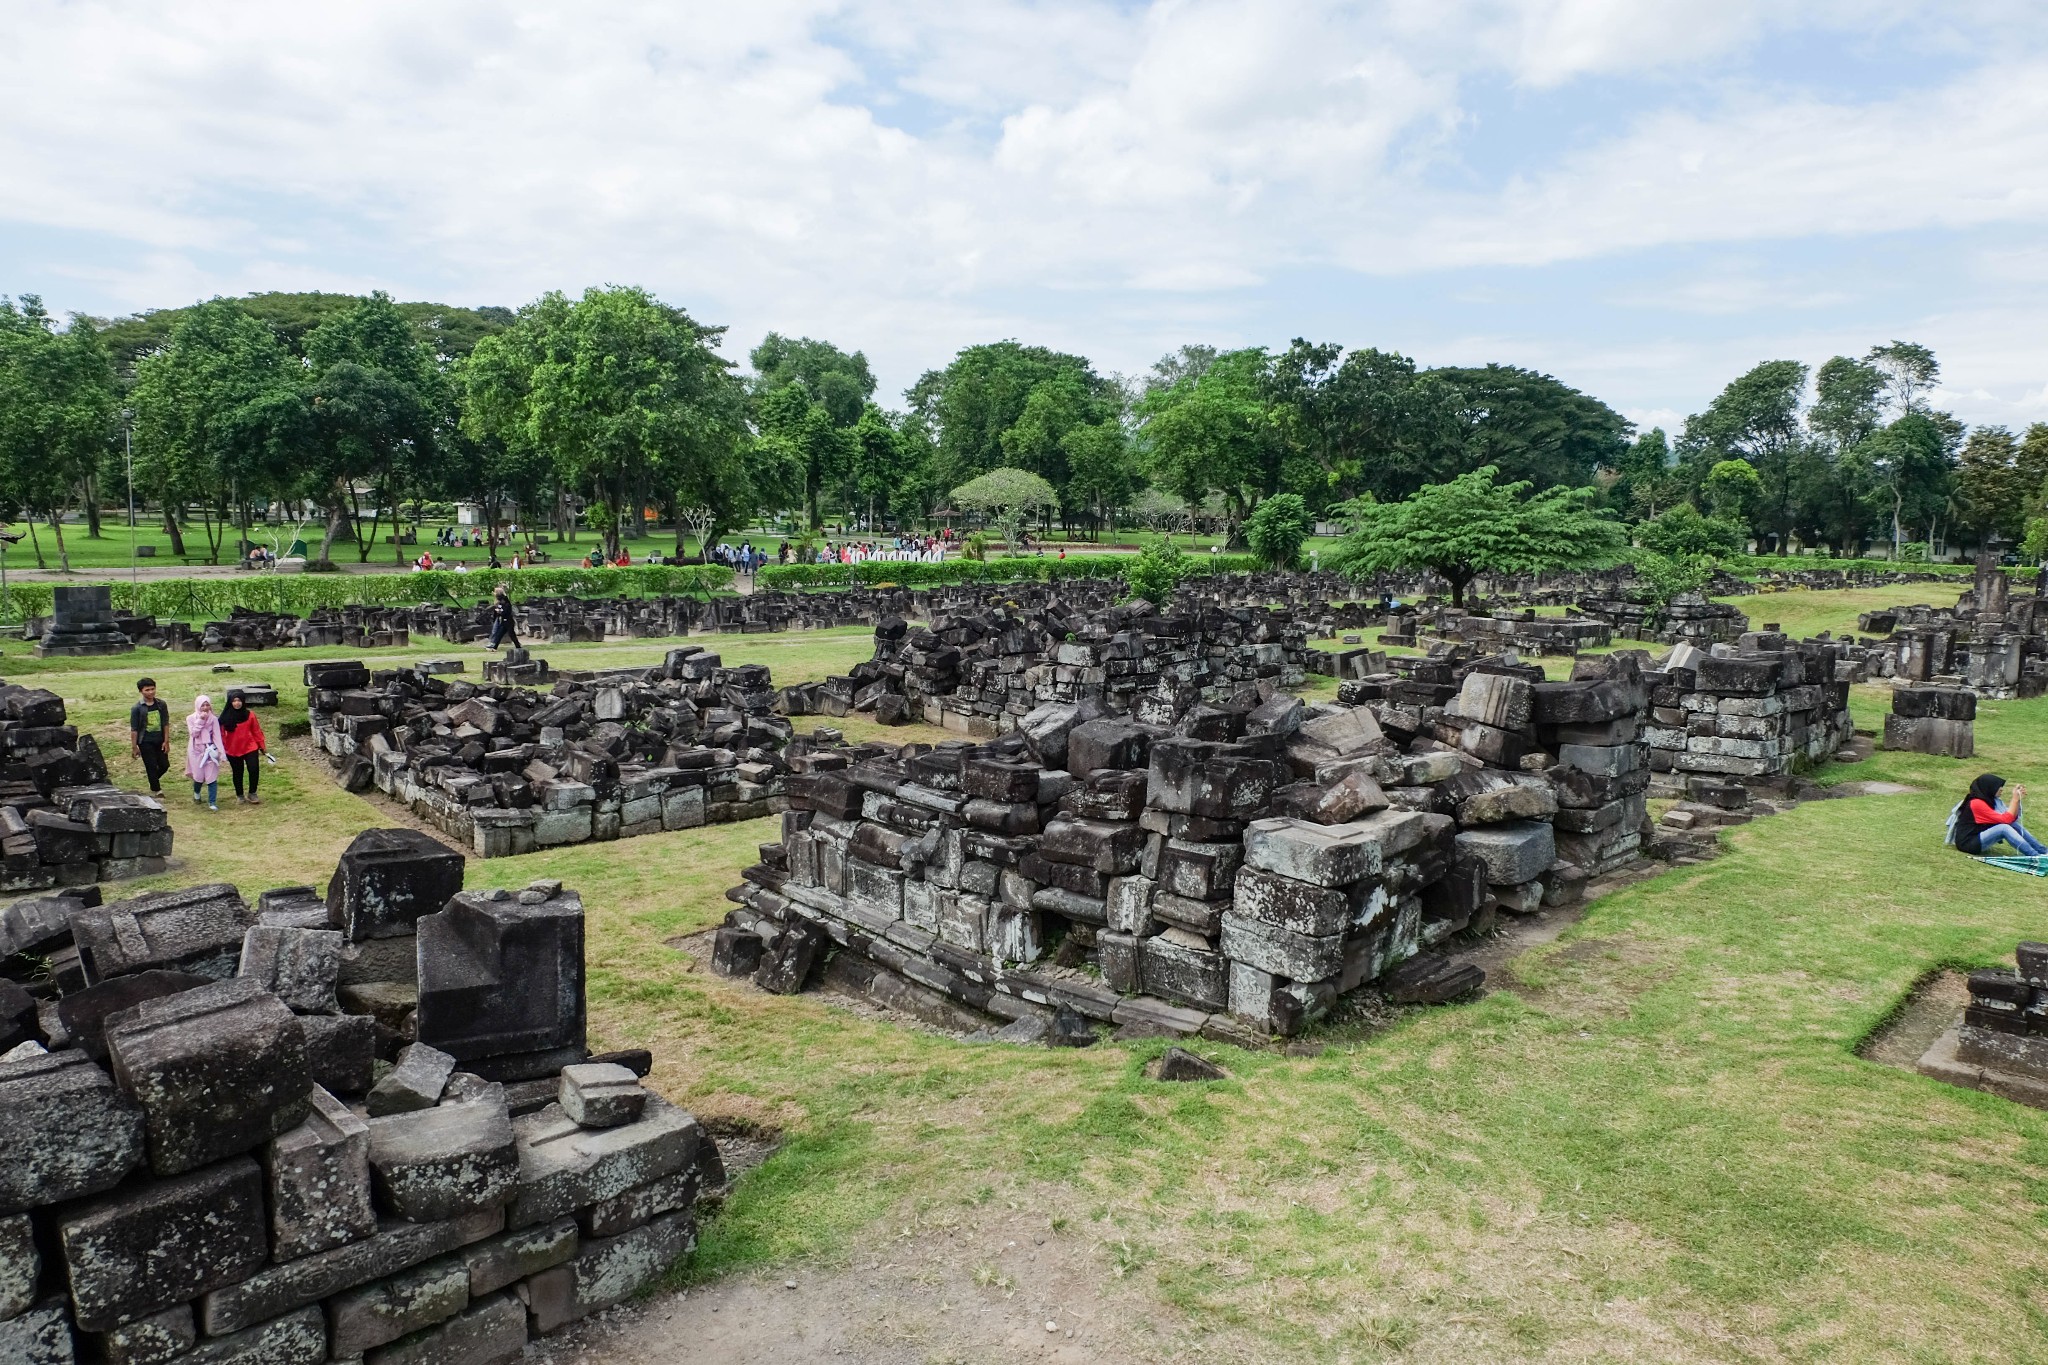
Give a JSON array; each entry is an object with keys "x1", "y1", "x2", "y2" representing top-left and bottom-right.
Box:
[{"x1": 5, "y1": 1, "x2": 2046, "y2": 436}]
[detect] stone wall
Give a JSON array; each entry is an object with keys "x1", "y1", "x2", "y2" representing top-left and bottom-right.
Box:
[
  {"x1": 0, "y1": 828, "x2": 713, "y2": 1365},
  {"x1": 306, "y1": 652, "x2": 792, "y2": 858},
  {"x1": 1645, "y1": 639, "x2": 1857, "y2": 784},
  {"x1": 0, "y1": 681, "x2": 174, "y2": 893}
]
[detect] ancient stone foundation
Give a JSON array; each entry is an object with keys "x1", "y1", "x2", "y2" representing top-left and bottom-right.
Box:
[
  {"x1": 0, "y1": 827, "x2": 712, "y2": 1364},
  {"x1": 34, "y1": 586, "x2": 132, "y2": 658},
  {"x1": 306, "y1": 650, "x2": 792, "y2": 857}
]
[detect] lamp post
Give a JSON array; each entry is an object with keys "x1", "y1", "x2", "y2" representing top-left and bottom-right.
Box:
[{"x1": 123, "y1": 408, "x2": 137, "y2": 587}]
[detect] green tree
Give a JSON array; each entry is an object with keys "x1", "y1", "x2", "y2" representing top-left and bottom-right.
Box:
[
  {"x1": 909, "y1": 342, "x2": 1112, "y2": 498},
  {"x1": 1861, "y1": 410, "x2": 1958, "y2": 557},
  {"x1": 303, "y1": 292, "x2": 446, "y2": 563},
  {"x1": 1802, "y1": 356, "x2": 1886, "y2": 554},
  {"x1": 1062, "y1": 419, "x2": 1138, "y2": 540},
  {"x1": 1637, "y1": 502, "x2": 1744, "y2": 557},
  {"x1": 1429, "y1": 363, "x2": 1632, "y2": 491},
  {"x1": 1954, "y1": 427, "x2": 2025, "y2": 548},
  {"x1": 950, "y1": 467, "x2": 1058, "y2": 551},
  {"x1": 1327, "y1": 466, "x2": 1625, "y2": 607},
  {"x1": 1867, "y1": 341, "x2": 1939, "y2": 420},
  {"x1": 513, "y1": 287, "x2": 748, "y2": 561},
  {"x1": 1615, "y1": 426, "x2": 1673, "y2": 516},
  {"x1": 1703, "y1": 459, "x2": 1763, "y2": 523},
  {"x1": 130, "y1": 300, "x2": 306, "y2": 564},
  {"x1": 0, "y1": 297, "x2": 117, "y2": 570},
  {"x1": 756, "y1": 381, "x2": 857, "y2": 531},
  {"x1": 1137, "y1": 348, "x2": 1284, "y2": 542},
  {"x1": 1244, "y1": 492, "x2": 1312, "y2": 569},
  {"x1": 1123, "y1": 538, "x2": 1187, "y2": 605},
  {"x1": 848, "y1": 403, "x2": 921, "y2": 531},
  {"x1": 1677, "y1": 360, "x2": 1809, "y2": 554}
]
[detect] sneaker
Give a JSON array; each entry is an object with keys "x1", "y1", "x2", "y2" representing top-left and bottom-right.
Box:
[
  {"x1": 208, "y1": 803, "x2": 218, "y2": 812},
  {"x1": 247, "y1": 796, "x2": 262, "y2": 805}
]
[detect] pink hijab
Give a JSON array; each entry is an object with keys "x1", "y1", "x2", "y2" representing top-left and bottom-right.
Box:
[{"x1": 185, "y1": 695, "x2": 223, "y2": 782}]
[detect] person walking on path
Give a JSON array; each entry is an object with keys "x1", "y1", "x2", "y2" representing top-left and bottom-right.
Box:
[
  {"x1": 185, "y1": 694, "x2": 224, "y2": 811},
  {"x1": 488, "y1": 584, "x2": 519, "y2": 650},
  {"x1": 219, "y1": 692, "x2": 268, "y2": 805},
  {"x1": 129, "y1": 677, "x2": 171, "y2": 794}
]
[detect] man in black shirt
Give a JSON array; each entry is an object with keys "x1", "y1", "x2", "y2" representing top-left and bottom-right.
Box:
[{"x1": 130, "y1": 677, "x2": 171, "y2": 794}]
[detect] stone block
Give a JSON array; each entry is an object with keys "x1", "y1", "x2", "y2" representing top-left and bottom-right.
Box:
[
  {"x1": 237, "y1": 925, "x2": 342, "y2": 1014},
  {"x1": 459, "y1": 1218, "x2": 579, "y2": 1296},
  {"x1": 1232, "y1": 865, "x2": 1351, "y2": 938},
  {"x1": 181, "y1": 1306, "x2": 326, "y2": 1365},
  {"x1": 1242, "y1": 817, "x2": 1385, "y2": 887},
  {"x1": 200, "y1": 1208, "x2": 503, "y2": 1336},
  {"x1": 71, "y1": 884, "x2": 253, "y2": 985},
  {"x1": 416, "y1": 886, "x2": 585, "y2": 1066},
  {"x1": 1158, "y1": 839, "x2": 1243, "y2": 902},
  {"x1": 53, "y1": 970, "x2": 207, "y2": 1062},
  {"x1": 1037, "y1": 817, "x2": 1146, "y2": 874},
  {"x1": 1137, "y1": 935, "x2": 1227, "y2": 1010},
  {"x1": 1555, "y1": 743, "x2": 1640, "y2": 777},
  {"x1": 105, "y1": 976, "x2": 311, "y2": 1177},
  {"x1": 580, "y1": 1167, "x2": 700, "y2": 1238},
  {"x1": 365, "y1": 1095, "x2": 518, "y2": 1222},
  {"x1": 1104, "y1": 875, "x2": 1156, "y2": 936},
  {"x1": 1018, "y1": 702, "x2": 1083, "y2": 769},
  {"x1": 0, "y1": 1048, "x2": 144, "y2": 1212},
  {"x1": 58, "y1": 1156, "x2": 268, "y2": 1331},
  {"x1": 1065, "y1": 719, "x2": 1154, "y2": 776},
  {"x1": 328, "y1": 830, "x2": 466, "y2": 942},
  {"x1": 1454, "y1": 821, "x2": 1556, "y2": 886},
  {"x1": 1695, "y1": 655, "x2": 1779, "y2": 694},
  {"x1": 364, "y1": 1291, "x2": 526, "y2": 1365},
  {"x1": 0, "y1": 1211, "x2": 35, "y2": 1320},
  {"x1": 710, "y1": 926, "x2": 765, "y2": 977},
  {"x1": 303, "y1": 1012, "x2": 378, "y2": 1096},
  {"x1": 559, "y1": 1062, "x2": 645, "y2": 1128},
  {"x1": 328, "y1": 1256, "x2": 469, "y2": 1358},
  {"x1": 368, "y1": 1043, "x2": 457, "y2": 1117},
  {"x1": 525, "y1": 1210, "x2": 695, "y2": 1334},
  {"x1": 1449, "y1": 671, "x2": 1533, "y2": 730},
  {"x1": 266, "y1": 1085, "x2": 376, "y2": 1262},
  {"x1": 1145, "y1": 738, "x2": 1281, "y2": 820},
  {"x1": 1219, "y1": 912, "x2": 1344, "y2": 982},
  {"x1": 0, "y1": 1298, "x2": 73, "y2": 1363},
  {"x1": 91, "y1": 1305, "x2": 195, "y2": 1365},
  {"x1": 754, "y1": 920, "x2": 826, "y2": 994},
  {"x1": 508, "y1": 1095, "x2": 700, "y2": 1228}
]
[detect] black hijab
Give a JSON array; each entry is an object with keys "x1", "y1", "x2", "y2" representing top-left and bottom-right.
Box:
[
  {"x1": 219, "y1": 693, "x2": 252, "y2": 732},
  {"x1": 1969, "y1": 773, "x2": 2005, "y2": 807}
]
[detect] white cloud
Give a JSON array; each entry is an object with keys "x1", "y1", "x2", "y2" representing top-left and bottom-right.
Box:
[{"x1": 2, "y1": 0, "x2": 2046, "y2": 420}]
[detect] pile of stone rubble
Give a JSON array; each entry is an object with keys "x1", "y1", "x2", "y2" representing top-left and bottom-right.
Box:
[
  {"x1": 307, "y1": 649, "x2": 791, "y2": 857},
  {"x1": 1850, "y1": 559, "x2": 2048, "y2": 700},
  {"x1": 775, "y1": 603, "x2": 1315, "y2": 737},
  {"x1": 0, "y1": 827, "x2": 714, "y2": 1365},
  {"x1": 0, "y1": 680, "x2": 174, "y2": 893}
]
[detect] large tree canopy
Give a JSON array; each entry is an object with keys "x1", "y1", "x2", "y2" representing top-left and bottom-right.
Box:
[
  {"x1": 1430, "y1": 363, "x2": 1632, "y2": 491},
  {"x1": 0, "y1": 296, "x2": 116, "y2": 569},
  {"x1": 130, "y1": 300, "x2": 306, "y2": 563},
  {"x1": 910, "y1": 341, "x2": 1114, "y2": 500},
  {"x1": 1327, "y1": 465, "x2": 1626, "y2": 606}
]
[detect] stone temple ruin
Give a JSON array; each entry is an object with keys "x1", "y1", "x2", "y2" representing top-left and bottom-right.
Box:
[
  {"x1": 718, "y1": 603, "x2": 1858, "y2": 1040},
  {"x1": 0, "y1": 680, "x2": 174, "y2": 893},
  {"x1": 0, "y1": 826, "x2": 714, "y2": 1365},
  {"x1": 307, "y1": 651, "x2": 790, "y2": 857}
]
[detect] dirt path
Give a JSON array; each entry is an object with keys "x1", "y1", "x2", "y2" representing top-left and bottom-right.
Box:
[{"x1": 529, "y1": 1207, "x2": 1179, "y2": 1365}]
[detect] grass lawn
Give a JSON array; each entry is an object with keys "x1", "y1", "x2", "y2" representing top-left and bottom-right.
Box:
[{"x1": 14, "y1": 621, "x2": 2048, "y2": 1359}]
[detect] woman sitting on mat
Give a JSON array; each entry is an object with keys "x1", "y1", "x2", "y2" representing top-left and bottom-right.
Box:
[{"x1": 1955, "y1": 773, "x2": 2046, "y2": 855}]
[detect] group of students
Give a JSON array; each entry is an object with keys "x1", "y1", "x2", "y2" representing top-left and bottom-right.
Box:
[{"x1": 128, "y1": 678, "x2": 271, "y2": 812}]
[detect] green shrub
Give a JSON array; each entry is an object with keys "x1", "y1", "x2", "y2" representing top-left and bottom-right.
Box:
[
  {"x1": 0, "y1": 564, "x2": 736, "y2": 625},
  {"x1": 1244, "y1": 494, "x2": 1312, "y2": 570},
  {"x1": 1122, "y1": 541, "x2": 1188, "y2": 604}
]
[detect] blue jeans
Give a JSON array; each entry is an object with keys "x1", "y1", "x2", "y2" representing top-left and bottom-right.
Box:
[
  {"x1": 192, "y1": 779, "x2": 217, "y2": 806},
  {"x1": 1980, "y1": 823, "x2": 2046, "y2": 856}
]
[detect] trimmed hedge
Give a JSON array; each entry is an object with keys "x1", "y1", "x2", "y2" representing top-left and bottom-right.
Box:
[
  {"x1": 755, "y1": 553, "x2": 1263, "y2": 592},
  {"x1": 0, "y1": 564, "x2": 734, "y2": 626}
]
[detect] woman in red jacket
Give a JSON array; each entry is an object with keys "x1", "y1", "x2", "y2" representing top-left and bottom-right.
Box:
[
  {"x1": 219, "y1": 691, "x2": 269, "y2": 805},
  {"x1": 1955, "y1": 773, "x2": 2044, "y2": 855}
]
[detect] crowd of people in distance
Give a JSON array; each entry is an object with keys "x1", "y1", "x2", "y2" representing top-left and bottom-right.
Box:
[{"x1": 787, "y1": 531, "x2": 952, "y2": 565}]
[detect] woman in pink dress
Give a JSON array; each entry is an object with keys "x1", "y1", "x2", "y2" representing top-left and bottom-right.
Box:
[{"x1": 185, "y1": 694, "x2": 224, "y2": 811}]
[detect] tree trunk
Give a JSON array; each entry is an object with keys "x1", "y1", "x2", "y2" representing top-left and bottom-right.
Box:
[
  {"x1": 26, "y1": 517, "x2": 44, "y2": 570},
  {"x1": 84, "y1": 475, "x2": 101, "y2": 539},
  {"x1": 316, "y1": 491, "x2": 347, "y2": 564},
  {"x1": 50, "y1": 509, "x2": 70, "y2": 574},
  {"x1": 1445, "y1": 566, "x2": 1471, "y2": 609},
  {"x1": 164, "y1": 505, "x2": 187, "y2": 557}
]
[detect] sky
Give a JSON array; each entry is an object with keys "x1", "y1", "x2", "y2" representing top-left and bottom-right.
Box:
[{"x1": 5, "y1": 0, "x2": 2047, "y2": 436}]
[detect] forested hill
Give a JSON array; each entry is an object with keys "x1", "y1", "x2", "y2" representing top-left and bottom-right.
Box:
[{"x1": 92, "y1": 292, "x2": 515, "y2": 376}]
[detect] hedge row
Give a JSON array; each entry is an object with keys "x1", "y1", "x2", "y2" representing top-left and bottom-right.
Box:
[
  {"x1": 754, "y1": 553, "x2": 1264, "y2": 591},
  {"x1": 0, "y1": 564, "x2": 735, "y2": 626}
]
